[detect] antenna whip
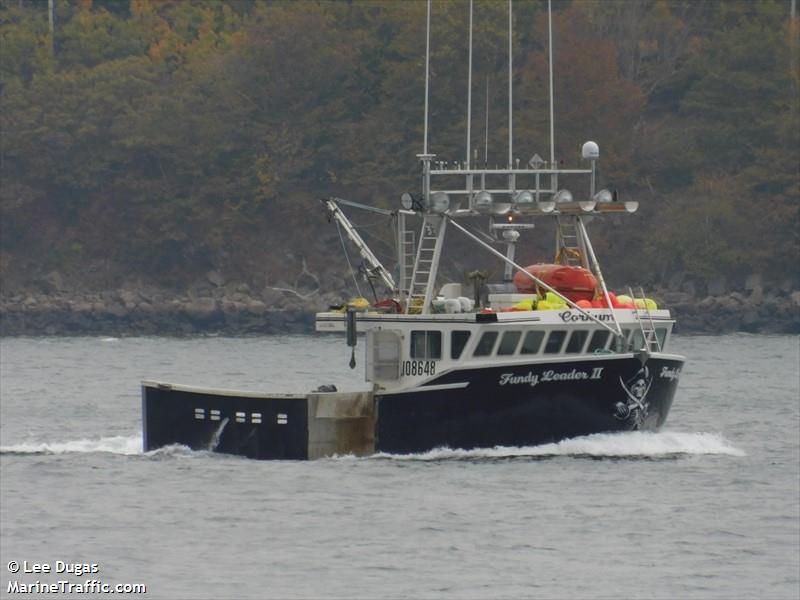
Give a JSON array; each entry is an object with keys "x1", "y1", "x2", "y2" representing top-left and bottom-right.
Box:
[
  {"x1": 423, "y1": 0, "x2": 431, "y2": 155},
  {"x1": 548, "y1": 0, "x2": 555, "y2": 165}
]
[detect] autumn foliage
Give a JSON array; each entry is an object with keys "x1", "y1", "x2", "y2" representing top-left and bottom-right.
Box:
[{"x1": 1, "y1": 0, "x2": 797, "y2": 292}]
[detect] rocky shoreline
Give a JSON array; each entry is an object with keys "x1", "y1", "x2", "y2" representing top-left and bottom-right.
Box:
[
  {"x1": 1, "y1": 285, "x2": 798, "y2": 336},
  {"x1": 0, "y1": 287, "x2": 321, "y2": 336}
]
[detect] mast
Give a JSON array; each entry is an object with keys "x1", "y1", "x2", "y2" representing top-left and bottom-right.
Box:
[
  {"x1": 466, "y1": 0, "x2": 473, "y2": 168},
  {"x1": 508, "y1": 0, "x2": 513, "y2": 170},
  {"x1": 485, "y1": 77, "x2": 489, "y2": 165},
  {"x1": 483, "y1": 76, "x2": 488, "y2": 190},
  {"x1": 465, "y1": 0, "x2": 474, "y2": 197},
  {"x1": 548, "y1": 0, "x2": 555, "y2": 166},
  {"x1": 418, "y1": 0, "x2": 434, "y2": 207},
  {"x1": 423, "y1": 0, "x2": 431, "y2": 157}
]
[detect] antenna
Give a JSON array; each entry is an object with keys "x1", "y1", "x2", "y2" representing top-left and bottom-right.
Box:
[
  {"x1": 484, "y1": 76, "x2": 489, "y2": 165},
  {"x1": 508, "y1": 0, "x2": 513, "y2": 169},
  {"x1": 548, "y1": 0, "x2": 555, "y2": 165},
  {"x1": 423, "y1": 0, "x2": 431, "y2": 156},
  {"x1": 465, "y1": 0, "x2": 473, "y2": 168}
]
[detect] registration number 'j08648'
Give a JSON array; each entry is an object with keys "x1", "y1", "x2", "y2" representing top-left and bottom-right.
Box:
[{"x1": 401, "y1": 360, "x2": 436, "y2": 377}]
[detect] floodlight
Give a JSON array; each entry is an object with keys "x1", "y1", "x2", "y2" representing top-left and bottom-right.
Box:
[
  {"x1": 593, "y1": 189, "x2": 613, "y2": 203},
  {"x1": 473, "y1": 190, "x2": 493, "y2": 213},
  {"x1": 430, "y1": 191, "x2": 450, "y2": 213},
  {"x1": 553, "y1": 189, "x2": 573, "y2": 204}
]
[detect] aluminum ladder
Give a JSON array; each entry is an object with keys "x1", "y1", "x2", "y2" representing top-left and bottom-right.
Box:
[
  {"x1": 555, "y1": 216, "x2": 584, "y2": 267},
  {"x1": 407, "y1": 215, "x2": 446, "y2": 314},
  {"x1": 399, "y1": 228, "x2": 416, "y2": 298},
  {"x1": 629, "y1": 286, "x2": 661, "y2": 352}
]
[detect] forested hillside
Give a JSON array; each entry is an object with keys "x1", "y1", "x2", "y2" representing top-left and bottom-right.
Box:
[{"x1": 1, "y1": 0, "x2": 798, "y2": 302}]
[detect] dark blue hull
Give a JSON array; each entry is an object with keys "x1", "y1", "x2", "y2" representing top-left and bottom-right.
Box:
[
  {"x1": 375, "y1": 355, "x2": 683, "y2": 454},
  {"x1": 142, "y1": 354, "x2": 683, "y2": 460}
]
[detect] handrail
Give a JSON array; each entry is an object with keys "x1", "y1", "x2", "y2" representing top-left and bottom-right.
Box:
[{"x1": 576, "y1": 218, "x2": 623, "y2": 339}]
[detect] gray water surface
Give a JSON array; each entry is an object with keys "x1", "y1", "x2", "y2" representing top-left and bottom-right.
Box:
[{"x1": 1, "y1": 334, "x2": 798, "y2": 599}]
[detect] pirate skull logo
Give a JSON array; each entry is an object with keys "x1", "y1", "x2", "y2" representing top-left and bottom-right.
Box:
[{"x1": 614, "y1": 365, "x2": 653, "y2": 429}]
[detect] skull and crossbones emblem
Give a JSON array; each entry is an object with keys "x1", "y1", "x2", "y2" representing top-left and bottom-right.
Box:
[{"x1": 614, "y1": 366, "x2": 653, "y2": 429}]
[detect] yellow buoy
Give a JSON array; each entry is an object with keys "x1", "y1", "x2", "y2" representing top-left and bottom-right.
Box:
[
  {"x1": 347, "y1": 297, "x2": 370, "y2": 310},
  {"x1": 545, "y1": 291, "x2": 566, "y2": 306},
  {"x1": 512, "y1": 299, "x2": 535, "y2": 311}
]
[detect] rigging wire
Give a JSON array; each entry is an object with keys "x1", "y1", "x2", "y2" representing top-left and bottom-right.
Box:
[
  {"x1": 353, "y1": 222, "x2": 396, "y2": 259},
  {"x1": 335, "y1": 218, "x2": 363, "y2": 298}
]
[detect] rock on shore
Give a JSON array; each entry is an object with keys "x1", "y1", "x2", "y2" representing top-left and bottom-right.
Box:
[
  {"x1": 0, "y1": 288, "x2": 320, "y2": 336},
  {"x1": 662, "y1": 290, "x2": 800, "y2": 334}
]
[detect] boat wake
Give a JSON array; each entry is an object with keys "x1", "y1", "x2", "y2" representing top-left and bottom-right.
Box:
[
  {"x1": 360, "y1": 431, "x2": 746, "y2": 461},
  {"x1": 0, "y1": 435, "x2": 189, "y2": 458},
  {"x1": 1, "y1": 431, "x2": 745, "y2": 461}
]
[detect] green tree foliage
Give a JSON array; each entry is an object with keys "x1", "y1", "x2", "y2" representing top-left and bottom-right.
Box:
[
  {"x1": 644, "y1": 0, "x2": 799, "y2": 281},
  {"x1": 0, "y1": 0, "x2": 797, "y2": 290}
]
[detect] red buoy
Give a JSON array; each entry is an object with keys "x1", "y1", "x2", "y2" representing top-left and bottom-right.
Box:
[{"x1": 513, "y1": 264, "x2": 598, "y2": 303}]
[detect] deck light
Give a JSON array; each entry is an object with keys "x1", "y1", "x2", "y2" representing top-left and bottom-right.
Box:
[
  {"x1": 537, "y1": 198, "x2": 556, "y2": 213},
  {"x1": 593, "y1": 189, "x2": 613, "y2": 203},
  {"x1": 492, "y1": 200, "x2": 512, "y2": 215},
  {"x1": 430, "y1": 191, "x2": 450, "y2": 213},
  {"x1": 512, "y1": 190, "x2": 534, "y2": 206},
  {"x1": 473, "y1": 190, "x2": 493, "y2": 213},
  {"x1": 401, "y1": 192, "x2": 414, "y2": 210},
  {"x1": 553, "y1": 189, "x2": 573, "y2": 204}
]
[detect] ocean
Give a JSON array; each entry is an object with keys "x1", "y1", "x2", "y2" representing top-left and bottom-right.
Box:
[{"x1": 1, "y1": 333, "x2": 798, "y2": 599}]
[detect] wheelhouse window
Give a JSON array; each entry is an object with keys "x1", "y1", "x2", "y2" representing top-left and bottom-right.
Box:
[
  {"x1": 451, "y1": 331, "x2": 471, "y2": 359},
  {"x1": 587, "y1": 330, "x2": 610, "y2": 352},
  {"x1": 565, "y1": 330, "x2": 589, "y2": 354},
  {"x1": 520, "y1": 331, "x2": 544, "y2": 355},
  {"x1": 544, "y1": 330, "x2": 566, "y2": 354},
  {"x1": 473, "y1": 331, "x2": 499, "y2": 357},
  {"x1": 656, "y1": 328, "x2": 668, "y2": 350},
  {"x1": 411, "y1": 330, "x2": 442, "y2": 359},
  {"x1": 371, "y1": 330, "x2": 401, "y2": 380},
  {"x1": 497, "y1": 331, "x2": 522, "y2": 356},
  {"x1": 611, "y1": 328, "x2": 633, "y2": 352},
  {"x1": 630, "y1": 329, "x2": 645, "y2": 351}
]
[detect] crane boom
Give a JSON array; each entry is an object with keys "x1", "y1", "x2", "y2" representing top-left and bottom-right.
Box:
[{"x1": 323, "y1": 198, "x2": 397, "y2": 294}]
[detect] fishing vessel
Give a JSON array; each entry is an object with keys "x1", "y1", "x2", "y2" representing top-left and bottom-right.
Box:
[{"x1": 142, "y1": 1, "x2": 684, "y2": 460}]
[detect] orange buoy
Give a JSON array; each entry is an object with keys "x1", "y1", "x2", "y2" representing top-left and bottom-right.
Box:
[{"x1": 513, "y1": 264, "x2": 598, "y2": 303}]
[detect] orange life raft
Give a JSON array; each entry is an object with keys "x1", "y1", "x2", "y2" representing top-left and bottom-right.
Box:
[{"x1": 513, "y1": 264, "x2": 598, "y2": 303}]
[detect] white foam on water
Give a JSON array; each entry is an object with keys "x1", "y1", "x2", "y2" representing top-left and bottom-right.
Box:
[
  {"x1": 360, "y1": 431, "x2": 746, "y2": 461},
  {"x1": 0, "y1": 435, "x2": 143, "y2": 456},
  {"x1": 1, "y1": 431, "x2": 745, "y2": 460},
  {"x1": 99, "y1": 337, "x2": 119, "y2": 342}
]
